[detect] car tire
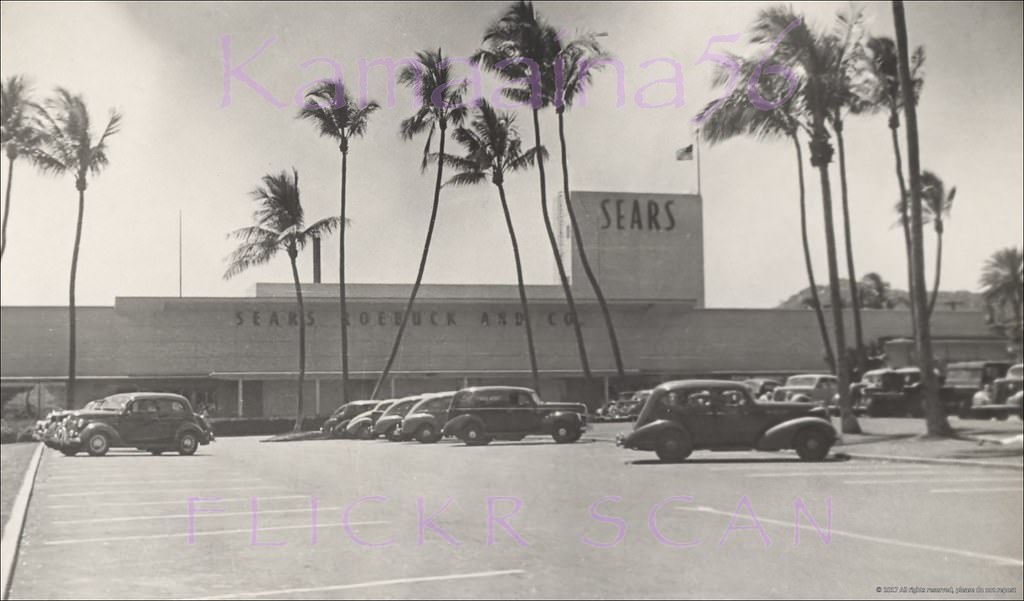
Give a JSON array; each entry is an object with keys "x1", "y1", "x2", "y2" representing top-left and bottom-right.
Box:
[
  {"x1": 386, "y1": 426, "x2": 402, "y2": 442},
  {"x1": 416, "y1": 424, "x2": 440, "y2": 444},
  {"x1": 655, "y1": 431, "x2": 692, "y2": 462},
  {"x1": 552, "y1": 422, "x2": 581, "y2": 444},
  {"x1": 794, "y1": 429, "x2": 830, "y2": 462},
  {"x1": 59, "y1": 447, "x2": 78, "y2": 457},
  {"x1": 462, "y1": 422, "x2": 491, "y2": 446},
  {"x1": 177, "y1": 431, "x2": 199, "y2": 456},
  {"x1": 150, "y1": 450, "x2": 163, "y2": 456},
  {"x1": 86, "y1": 432, "x2": 110, "y2": 457},
  {"x1": 355, "y1": 423, "x2": 372, "y2": 440}
]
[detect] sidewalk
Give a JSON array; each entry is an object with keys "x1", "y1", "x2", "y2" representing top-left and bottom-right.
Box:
[{"x1": 831, "y1": 416, "x2": 1023, "y2": 468}]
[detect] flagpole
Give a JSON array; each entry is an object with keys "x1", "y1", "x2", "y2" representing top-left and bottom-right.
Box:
[{"x1": 178, "y1": 210, "x2": 182, "y2": 298}]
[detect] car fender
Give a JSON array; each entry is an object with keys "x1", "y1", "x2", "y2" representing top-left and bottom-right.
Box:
[
  {"x1": 442, "y1": 414, "x2": 481, "y2": 438},
  {"x1": 175, "y1": 423, "x2": 207, "y2": 444},
  {"x1": 402, "y1": 413, "x2": 435, "y2": 431},
  {"x1": 757, "y1": 417, "x2": 836, "y2": 451},
  {"x1": 541, "y1": 411, "x2": 585, "y2": 429},
  {"x1": 79, "y1": 422, "x2": 124, "y2": 446},
  {"x1": 346, "y1": 416, "x2": 373, "y2": 435},
  {"x1": 624, "y1": 419, "x2": 691, "y2": 448}
]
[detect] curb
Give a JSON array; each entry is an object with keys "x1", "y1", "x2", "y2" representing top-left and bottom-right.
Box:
[
  {"x1": 842, "y1": 451, "x2": 1024, "y2": 471},
  {"x1": 1, "y1": 442, "x2": 44, "y2": 600}
]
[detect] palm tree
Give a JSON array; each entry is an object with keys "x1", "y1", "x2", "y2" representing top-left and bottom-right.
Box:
[
  {"x1": 370, "y1": 49, "x2": 468, "y2": 399},
  {"x1": 918, "y1": 170, "x2": 955, "y2": 318},
  {"x1": 436, "y1": 100, "x2": 545, "y2": 392},
  {"x1": 893, "y1": 0, "x2": 950, "y2": 436},
  {"x1": 223, "y1": 169, "x2": 340, "y2": 432},
  {"x1": 472, "y1": 0, "x2": 593, "y2": 387},
  {"x1": 863, "y1": 35, "x2": 925, "y2": 336},
  {"x1": 0, "y1": 75, "x2": 43, "y2": 262},
  {"x1": 751, "y1": 6, "x2": 860, "y2": 434},
  {"x1": 700, "y1": 54, "x2": 837, "y2": 373},
  {"x1": 980, "y1": 247, "x2": 1023, "y2": 343},
  {"x1": 33, "y1": 89, "x2": 122, "y2": 408},
  {"x1": 822, "y1": 11, "x2": 869, "y2": 375},
  {"x1": 297, "y1": 81, "x2": 379, "y2": 408}
]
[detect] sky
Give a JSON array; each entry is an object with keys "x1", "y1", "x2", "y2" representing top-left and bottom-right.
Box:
[{"x1": 0, "y1": 1, "x2": 1021, "y2": 308}]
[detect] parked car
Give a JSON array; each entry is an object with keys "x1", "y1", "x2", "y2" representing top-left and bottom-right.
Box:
[
  {"x1": 344, "y1": 400, "x2": 394, "y2": 439},
  {"x1": 941, "y1": 361, "x2": 1012, "y2": 417},
  {"x1": 607, "y1": 390, "x2": 651, "y2": 419},
  {"x1": 399, "y1": 391, "x2": 456, "y2": 443},
  {"x1": 856, "y1": 367, "x2": 935, "y2": 417},
  {"x1": 57, "y1": 393, "x2": 213, "y2": 456},
  {"x1": 744, "y1": 379, "x2": 782, "y2": 401},
  {"x1": 321, "y1": 400, "x2": 378, "y2": 438},
  {"x1": 773, "y1": 374, "x2": 837, "y2": 405},
  {"x1": 966, "y1": 363, "x2": 1023, "y2": 420},
  {"x1": 441, "y1": 386, "x2": 588, "y2": 445},
  {"x1": 373, "y1": 395, "x2": 423, "y2": 441},
  {"x1": 616, "y1": 379, "x2": 836, "y2": 462}
]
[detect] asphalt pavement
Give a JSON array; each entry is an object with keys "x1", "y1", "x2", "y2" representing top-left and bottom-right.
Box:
[{"x1": 7, "y1": 424, "x2": 1023, "y2": 599}]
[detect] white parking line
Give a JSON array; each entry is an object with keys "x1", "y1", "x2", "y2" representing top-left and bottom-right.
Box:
[
  {"x1": 677, "y1": 505, "x2": 1023, "y2": 567},
  {"x1": 844, "y1": 477, "x2": 1023, "y2": 485},
  {"x1": 43, "y1": 520, "x2": 387, "y2": 545},
  {"x1": 187, "y1": 569, "x2": 528, "y2": 600},
  {"x1": 40, "y1": 478, "x2": 264, "y2": 489},
  {"x1": 45, "y1": 485, "x2": 284, "y2": 498},
  {"x1": 930, "y1": 487, "x2": 1024, "y2": 494},
  {"x1": 747, "y1": 470, "x2": 935, "y2": 478},
  {"x1": 47, "y1": 495, "x2": 310, "y2": 509},
  {"x1": 54, "y1": 506, "x2": 345, "y2": 525}
]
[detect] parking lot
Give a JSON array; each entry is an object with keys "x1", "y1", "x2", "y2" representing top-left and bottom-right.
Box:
[{"x1": 8, "y1": 423, "x2": 1023, "y2": 599}]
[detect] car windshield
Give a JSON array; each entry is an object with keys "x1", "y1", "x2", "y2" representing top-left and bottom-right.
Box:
[
  {"x1": 1009, "y1": 365, "x2": 1024, "y2": 380},
  {"x1": 96, "y1": 397, "x2": 130, "y2": 411},
  {"x1": 374, "y1": 402, "x2": 393, "y2": 413},
  {"x1": 786, "y1": 376, "x2": 818, "y2": 388},
  {"x1": 384, "y1": 400, "x2": 417, "y2": 417}
]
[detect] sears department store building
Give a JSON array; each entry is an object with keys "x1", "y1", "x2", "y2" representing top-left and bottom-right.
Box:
[{"x1": 0, "y1": 192, "x2": 998, "y2": 416}]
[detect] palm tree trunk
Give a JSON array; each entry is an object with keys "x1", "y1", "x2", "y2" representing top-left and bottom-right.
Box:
[
  {"x1": 532, "y1": 108, "x2": 592, "y2": 386},
  {"x1": 371, "y1": 126, "x2": 447, "y2": 400},
  {"x1": 927, "y1": 226, "x2": 942, "y2": 318},
  {"x1": 1, "y1": 156, "x2": 14, "y2": 262},
  {"x1": 889, "y1": 113, "x2": 918, "y2": 339},
  {"x1": 556, "y1": 109, "x2": 624, "y2": 379},
  {"x1": 495, "y1": 180, "x2": 541, "y2": 393},
  {"x1": 808, "y1": 116, "x2": 860, "y2": 434},
  {"x1": 289, "y1": 250, "x2": 306, "y2": 433},
  {"x1": 67, "y1": 187, "x2": 86, "y2": 408},
  {"x1": 792, "y1": 135, "x2": 835, "y2": 372},
  {"x1": 833, "y1": 122, "x2": 866, "y2": 378},
  {"x1": 339, "y1": 147, "x2": 350, "y2": 408},
  {"x1": 893, "y1": 0, "x2": 951, "y2": 436}
]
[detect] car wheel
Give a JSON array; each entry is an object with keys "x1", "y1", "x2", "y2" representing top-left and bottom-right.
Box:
[
  {"x1": 794, "y1": 429, "x2": 830, "y2": 462},
  {"x1": 416, "y1": 424, "x2": 440, "y2": 444},
  {"x1": 552, "y1": 422, "x2": 580, "y2": 444},
  {"x1": 386, "y1": 426, "x2": 402, "y2": 442},
  {"x1": 86, "y1": 432, "x2": 110, "y2": 457},
  {"x1": 59, "y1": 447, "x2": 78, "y2": 457},
  {"x1": 655, "y1": 431, "x2": 692, "y2": 462},
  {"x1": 355, "y1": 423, "x2": 372, "y2": 440},
  {"x1": 462, "y1": 422, "x2": 491, "y2": 446},
  {"x1": 177, "y1": 432, "x2": 199, "y2": 456},
  {"x1": 150, "y1": 450, "x2": 163, "y2": 456}
]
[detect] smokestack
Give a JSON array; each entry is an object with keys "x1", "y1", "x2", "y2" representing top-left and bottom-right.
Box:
[{"x1": 312, "y1": 236, "x2": 322, "y2": 283}]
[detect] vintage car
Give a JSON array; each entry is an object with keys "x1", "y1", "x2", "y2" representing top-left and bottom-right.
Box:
[
  {"x1": 857, "y1": 367, "x2": 934, "y2": 417},
  {"x1": 617, "y1": 379, "x2": 836, "y2": 462},
  {"x1": 344, "y1": 400, "x2": 394, "y2": 439},
  {"x1": 744, "y1": 379, "x2": 782, "y2": 401},
  {"x1": 607, "y1": 390, "x2": 651, "y2": 419},
  {"x1": 941, "y1": 361, "x2": 1011, "y2": 417},
  {"x1": 321, "y1": 400, "x2": 378, "y2": 438},
  {"x1": 772, "y1": 374, "x2": 837, "y2": 405},
  {"x1": 441, "y1": 386, "x2": 588, "y2": 445},
  {"x1": 57, "y1": 392, "x2": 214, "y2": 456},
  {"x1": 372, "y1": 395, "x2": 423, "y2": 441},
  {"x1": 966, "y1": 363, "x2": 1023, "y2": 420},
  {"x1": 399, "y1": 391, "x2": 456, "y2": 443}
]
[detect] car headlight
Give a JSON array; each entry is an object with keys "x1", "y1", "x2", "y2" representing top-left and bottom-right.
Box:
[{"x1": 76, "y1": 418, "x2": 85, "y2": 429}]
